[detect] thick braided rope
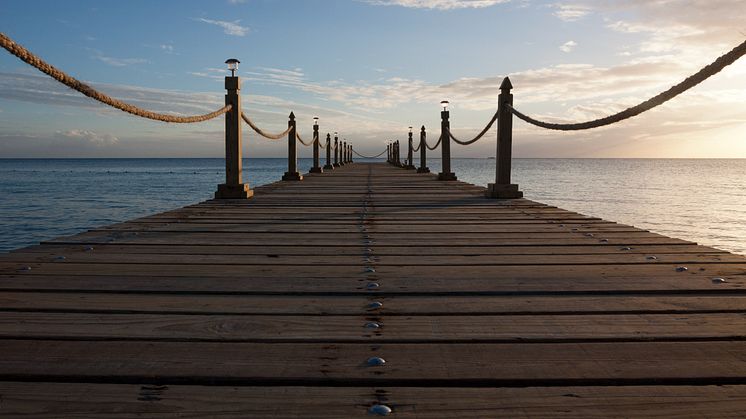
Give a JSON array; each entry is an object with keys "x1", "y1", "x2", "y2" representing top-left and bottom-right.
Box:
[
  {"x1": 0, "y1": 32, "x2": 231, "y2": 123},
  {"x1": 510, "y1": 38, "x2": 746, "y2": 131},
  {"x1": 426, "y1": 133, "x2": 443, "y2": 151},
  {"x1": 295, "y1": 132, "x2": 315, "y2": 147},
  {"x1": 241, "y1": 112, "x2": 292, "y2": 140},
  {"x1": 353, "y1": 148, "x2": 387, "y2": 159},
  {"x1": 412, "y1": 141, "x2": 421, "y2": 152},
  {"x1": 449, "y1": 111, "x2": 498, "y2": 145}
]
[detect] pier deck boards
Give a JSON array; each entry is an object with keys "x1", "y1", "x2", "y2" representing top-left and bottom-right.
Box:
[{"x1": 2, "y1": 162, "x2": 746, "y2": 417}]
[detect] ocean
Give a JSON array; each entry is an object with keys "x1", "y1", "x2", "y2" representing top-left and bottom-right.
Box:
[{"x1": 2, "y1": 158, "x2": 745, "y2": 255}]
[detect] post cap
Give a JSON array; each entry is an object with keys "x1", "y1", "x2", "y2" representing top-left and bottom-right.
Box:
[
  {"x1": 500, "y1": 76, "x2": 513, "y2": 90},
  {"x1": 289, "y1": 111, "x2": 295, "y2": 120},
  {"x1": 421, "y1": 125, "x2": 426, "y2": 131}
]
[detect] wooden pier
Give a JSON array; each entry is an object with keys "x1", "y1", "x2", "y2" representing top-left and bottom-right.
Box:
[{"x1": 2, "y1": 162, "x2": 746, "y2": 417}]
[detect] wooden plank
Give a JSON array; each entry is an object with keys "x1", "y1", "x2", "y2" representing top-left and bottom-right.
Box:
[
  {"x1": 2, "y1": 252, "x2": 743, "y2": 266},
  {"x1": 0, "y1": 312, "x2": 743, "y2": 342},
  {"x1": 1, "y1": 382, "x2": 745, "y2": 418},
  {"x1": 3, "y1": 293, "x2": 746, "y2": 315},
  {"x1": 12, "y1": 243, "x2": 729, "y2": 256},
  {"x1": 2, "y1": 272, "x2": 743, "y2": 294},
  {"x1": 2, "y1": 340, "x2": 746, "y2": 385}
]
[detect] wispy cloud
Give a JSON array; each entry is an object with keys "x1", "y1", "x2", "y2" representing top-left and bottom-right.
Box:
[
  {"x1": 559, "y1": 40, "x2": 577, "y2": 52},
  {"x1": 195, "y1": 18, "x2": 249, "y2": 36},
  {"x1": 56, "y1": 129, "x2": 119, "y2": 146},
  {"x1": 96, "y1": 56, "x2": 148, "y2": 67},
  {"x1": 553, "y1": 4, "x2": 591, "y2": 21},
  {"x1": 363, "y1": 0, "x2": 509, "y2": 10}
]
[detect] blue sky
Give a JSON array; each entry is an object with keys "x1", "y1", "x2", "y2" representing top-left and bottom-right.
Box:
[{"x1": 1, "y1": 0, "x2": 745, "y2": 158}]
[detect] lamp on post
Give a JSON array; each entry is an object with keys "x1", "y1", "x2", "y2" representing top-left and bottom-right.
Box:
[
  {"x1": 437, "y1": 100, "x2": 457, "y2": 181},
  {"x1": 310, "y1": 117, "x2": 322, "y2": 173},
  {"x1": 215, "y1": 58, "x2": 253, "y2": 199}
]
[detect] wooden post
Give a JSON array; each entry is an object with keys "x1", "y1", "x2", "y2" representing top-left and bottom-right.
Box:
[
  {"x1": 215, "y1": 75, "x2": 253, "y2": 199},
  {"x1": 405, "y1": 128, "x2": 415, "y2": 169},
  {"x1": 387, "y1": 144, "x2": 391, "y2": 163},
  {"x1": 333, "y1": 134, "x2": 340, "y2": 167},
  {"x1": 340, "y1": 140, "x2": 347, "y2": 166},
  {"x1": 323, "y1": 133, "x2": 334, "y2": 170},
  {"x1": 310, "y1": 120, "x2": 322, "y2": 173},
  {"x1": 397, "y1": 141, "x2": 402, "y2": 166},
  {"x1": 487, "y1": 77, "x2": 523, "y2": 198},
  {"x1": 349, "y1": 144, "x2": 354, "y2": 163},
  {"x1": 437, "y1": 108, "x2": 457, "y2": 181},
  {"x1": 282, "y1": 112, "x2": 303, "y2": 181},
  {"x1": 417, "y1": 125, "x2": 429, "y2": 173}
]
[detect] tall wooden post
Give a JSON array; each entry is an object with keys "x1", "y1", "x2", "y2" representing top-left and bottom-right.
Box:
[
  {"x1": 340, "y1": 140, "x2": 347, "y2": 166},
  {"x1": 282, "y1": 112, "x2": 303, "y2": 181},
  {"x1": 417, "y1": 125, "x2": 429, "y2": 173},
  {"x1": 406, "y1": 129, "x2": 415, "y2": 169},
  {"x1": 387, "y1": 144, "x2": 391, "y2": 163},
  {"x1": 438, "y1": 108, "x2": 456, "y2": 180},
  {"x1": 349, "y1": 144, "x2": 354, "y2": 163},
  {"x1": 487, "y1": 77, "x2": 523, "y2": 198},
  {"x1": 333, "y1": 134, "x2": 340, "y2": 167},
  {"x1": 310, "y1": 120, "x2": 322, "y2": 173},
  {"x1": 396, "y1": 141, "x2": 402, "y2": 166},
  {"x1": 323, "y1": 133, "x2": 334, "y2": 170},
  {"x1": 215, "y1": 75, "x2": 253, "y2": 199}
]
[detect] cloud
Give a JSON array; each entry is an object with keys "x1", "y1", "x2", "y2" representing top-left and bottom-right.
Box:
[
  {"x1": 56, "y1": 129, "x2": 119, "y2": 146},
  {"x1": 195, "y1": 18, "x2": 249, "y2": 36},
  {"x1": 363, "y1": 0, "x2": 509, "y2": 10},
  {"x1": 559, "y1": 40, "x2": 577, "y2": 52},
  {"x1": 553, "y1": 4, "x2": 591, "y2": 21},
  {"x1": 95, "y1": 55, "x2": 148, "y2": 67}
]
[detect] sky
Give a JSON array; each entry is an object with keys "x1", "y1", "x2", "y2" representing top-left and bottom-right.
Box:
[{"x1": 0, "y1": 0, "x2": 745, "y2": 158}]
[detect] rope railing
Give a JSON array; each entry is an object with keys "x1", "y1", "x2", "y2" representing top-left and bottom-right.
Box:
[
  {"x1": 295, "y1": 132, "x2": 317, "y2": 147},
  {"x1": 425, "y1": 133, "x2": 443, "y2": 151},
  {"x1": 412, "y1": 142, "x2": 421, "y2": 152},
  {"x1": 509, "y1": 38, "x2": 746, "y2": 131},
  {"x1": 353, "y1": 149, "x2": 387, "y2": 159},
  {"x1": 448, "y1": 111, "x2": 498, "y2": 145},
  {"x1": 241, "y1": 112, "x2": 292, "y2": 140},
  {"x1": 0, "y1": 32, "x2": 232, "y2": 123}
]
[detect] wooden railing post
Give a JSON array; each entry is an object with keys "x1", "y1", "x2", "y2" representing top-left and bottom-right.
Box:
[
  {"x1": 282, "y1": 112, "x2": 303, "y2": 181},
  {"x1": 394, "y1": 141, "x2": 400, "y2": 166},
  {"x1": 215, "y1": 74, "x2": 253, "y2": 199},
  {"x1": 310, "y1": 119, "x2": 322, "y2": 173},
  {"x1": 333, "y1": 133, "x2": 340, "y2": 167},
  {"x1": 349, "y1": 144, "x2": 353, "y2": 163},
  {"x1": 437, "y1": 104, "x2": 457, "y2": 180},
  {"x1": 323, "y1": 133, "x2": 334, "y2": 170},
  {"x1": 340, "y1": 140, "x2": 347, "y2": 166},
  {"x1": 417, "y1": 125, "x2": 429, "y2": 173},
  {"x1": 487, "y1": 77, "x2": 523, "y2": 198},
  {"x1": 405, "y1": 127, "x2": 415, "y2": 169},
  {"x1": 387, "y1": 143, "x2": 391, "y2": 164}
]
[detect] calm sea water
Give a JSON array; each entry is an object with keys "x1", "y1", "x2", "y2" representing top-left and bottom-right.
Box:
[{"x1": 1, "y1": 158, "x2": 745, "y2": 255}]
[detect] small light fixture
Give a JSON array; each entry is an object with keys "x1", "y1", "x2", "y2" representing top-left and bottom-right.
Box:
[
  {"x1": 408, "y1": 126, "x2": 413, "y2": 134},
  {"x1": 334, "y1": 131, "x2": 338, "y2": 137},
  {"x1": 313, "y1": 116, "x2": 319, "y2": 125},
  {"x1": 225, "y1": 58, "x2": 240, "y2": 77},
  {"x1": 440, "y1": 100, "x2": 449, "y2": 111}
]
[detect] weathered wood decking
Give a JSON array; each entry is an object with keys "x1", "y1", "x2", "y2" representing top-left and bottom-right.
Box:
[{"x1": 2, "y1": 162, "x2": 746, "y2": 417}]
